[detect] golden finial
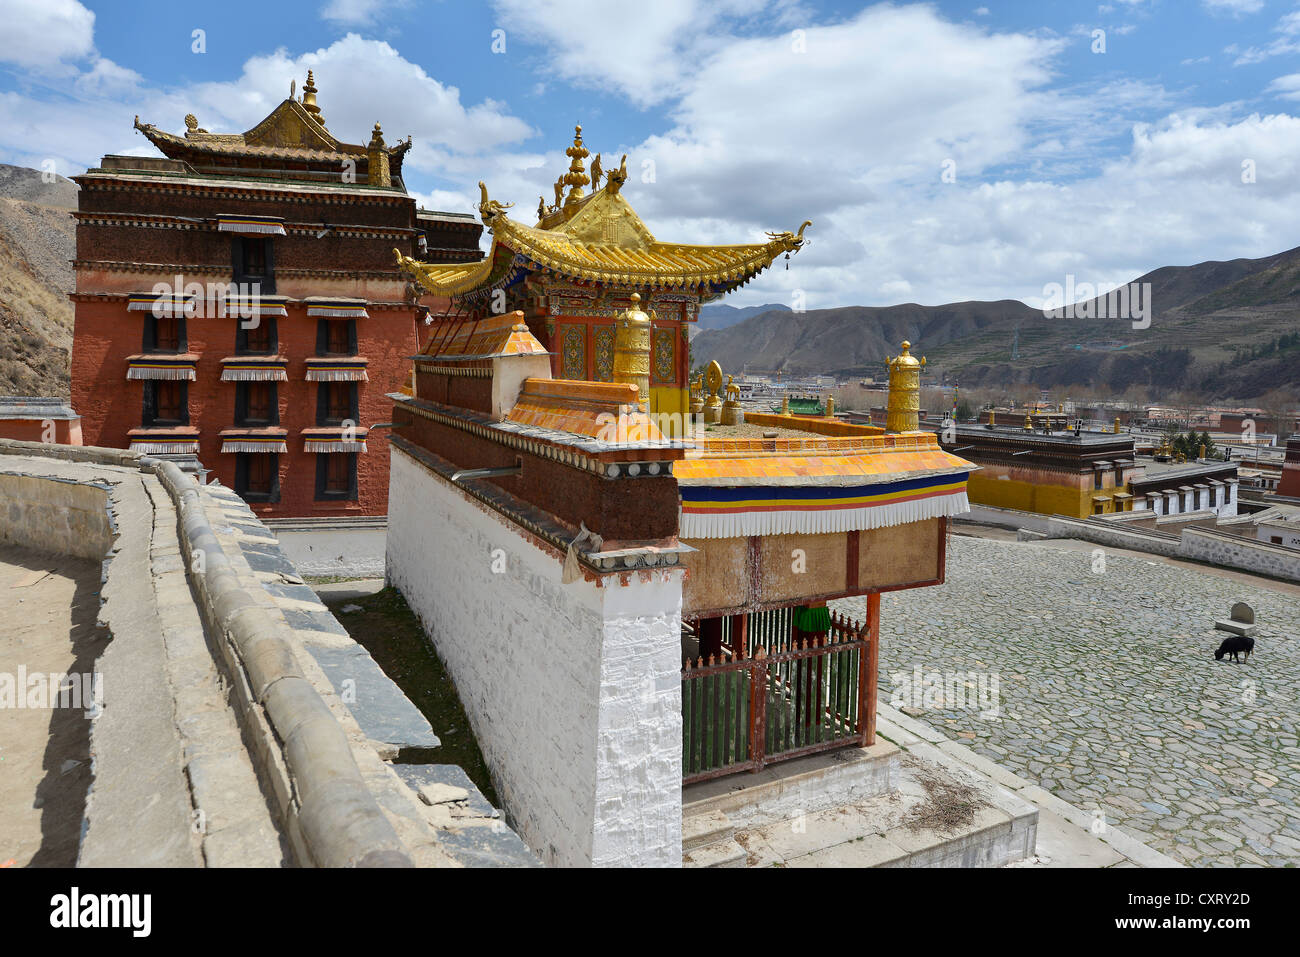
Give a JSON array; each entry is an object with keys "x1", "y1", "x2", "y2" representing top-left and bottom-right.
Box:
[
  {"x1": 886, "y1": 340, "x2": 926, "y2": 433},
  {"x1": 302, "y1": 69, "x2": 323, "y2": 125},
  {"x1": 368, "y1": 122, "x2": 385, "y2": 150},
  {"x1": 612, "y1": 292, "x2": 651, "y2": 411},
  {"x1": 563, "y1": 124, "x2": 590, "y2": 206}
]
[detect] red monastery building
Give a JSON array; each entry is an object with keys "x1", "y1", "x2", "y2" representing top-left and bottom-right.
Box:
[{"x1": 70, "y1": 72, "x2": 481, "y2": 517}]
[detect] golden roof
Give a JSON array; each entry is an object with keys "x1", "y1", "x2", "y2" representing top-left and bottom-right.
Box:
[
  {"x1": 418, "y1": 310, "x2": 549, "y2": 360},
  {"x1": 133, "y1": 72, "x2": 410, "y2": 166},
  {"x1": 396, "y1": 129, "x2": 810, "y2": 301}
]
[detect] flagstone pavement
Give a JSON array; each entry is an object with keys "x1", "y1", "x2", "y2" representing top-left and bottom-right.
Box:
[{"x1": 834, "y1": 532, "x2": 1300, "y2": 867}]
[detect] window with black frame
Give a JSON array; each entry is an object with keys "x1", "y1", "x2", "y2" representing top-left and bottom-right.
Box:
[
  {"x1": 236, "y1": 314, "x2": 277, "y2": 355},
  {"x1": 234, "y1": 381, "x2": 278, "y2": 426},
  {"x1": 144, "y1": 313, "x2": 186, "y2": 353},
  {"x1": 316, "y1": 318, "x2": 357, "y2": 356},
  {"x1": 142, "y1": 380, "x2": 188, "y2": 426},
  {"x1": 315, "y1": 452, "x2": 357, "y2": 501},
  {"x1": 235, "y1": 453, "x2": 279, "y2": 503},
  {"x1": 232, "y1": 237, "x2": 275, "y2": 293},
  {"x1": 317, "y1": 381, "x2": 357, "y2": 426}
]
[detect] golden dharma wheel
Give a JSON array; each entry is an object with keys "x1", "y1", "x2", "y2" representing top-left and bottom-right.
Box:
[{"x1": 705, "y1": 360, "x2": 724, "y2": 396}]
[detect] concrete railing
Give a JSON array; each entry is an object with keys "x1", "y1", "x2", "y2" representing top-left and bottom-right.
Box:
[{"x1": 144, "y1": 458, "x2": 413, "y2": 868}]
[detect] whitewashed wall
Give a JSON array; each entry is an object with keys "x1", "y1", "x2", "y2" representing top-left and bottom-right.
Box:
[{"x1": 387, "y1": 448, "x2": 684, "y2": 866}]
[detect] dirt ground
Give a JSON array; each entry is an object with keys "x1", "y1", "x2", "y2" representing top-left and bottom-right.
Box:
[{"x1": 0, "y1": 544, "x2": 105, "y2": 867}]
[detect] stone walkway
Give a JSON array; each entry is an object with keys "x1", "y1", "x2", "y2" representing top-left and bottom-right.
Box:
[
  {"x1": 834, "y1": 533, "x2": 1300, "y2": 867},
  {"x1": 0, "y1": 545, "x2": 103, "y2": 867}
]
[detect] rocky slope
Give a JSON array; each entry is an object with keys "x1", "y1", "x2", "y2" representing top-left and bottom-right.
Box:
[{"x1": 0, "y1": 164, "x2": 78, "y2": 398}]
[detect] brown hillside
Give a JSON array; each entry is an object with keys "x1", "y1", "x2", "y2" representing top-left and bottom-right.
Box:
[{"x1": 0, "y1": 165, "x2": 77, "y2": 398}]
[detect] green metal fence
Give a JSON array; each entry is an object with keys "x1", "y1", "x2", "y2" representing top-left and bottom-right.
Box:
[{"x1": 682, "y1": 610, "x2": 870, "y2": 784}]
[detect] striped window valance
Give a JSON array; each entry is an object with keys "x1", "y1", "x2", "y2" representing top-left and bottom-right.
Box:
[
  {"x1": 128, "y1": 434, "x2": 199, "y2": 455},
  {"x1": 127, "y1": 293, "x2": 195, "y2": 316},
  {"x1": 303, "y1": 428, "x2": 369, "y2": 454},
  {"x1": 306, "y1": 300, "x2": 369, "y2": 319},
  {"x1": 126, "y1": 355, "x2": 198, "y2": 380},
  {"x1": 220, "y1": 357, "x2": 289, "y2": 382},
  {"x1": 304, "y1": 358, "x2": 369, "y2": 382},
  {"x1": 222, "y1": 299, "x2": 288, "y2": 319},
  {"x1": 220, "y1": 432, "x2": 288, "y2": 454},
  {"x1": 216, "y1": 214, "x2": 286, "y2": 236},
  {"x1": 678, "y1": 472, "x2": 970, "y2": 540}
]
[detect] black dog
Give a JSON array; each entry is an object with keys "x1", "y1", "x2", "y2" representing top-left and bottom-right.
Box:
[{"x1": 1214, "y1": 635, "x2": 1255, "y2": 663}]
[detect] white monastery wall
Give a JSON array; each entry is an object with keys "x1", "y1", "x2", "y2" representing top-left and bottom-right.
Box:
[{"x1": 387, "y1": 447, "x2": 684, "y2": 866}]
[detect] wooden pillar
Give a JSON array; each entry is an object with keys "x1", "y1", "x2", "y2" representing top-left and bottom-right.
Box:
[
  {"x1": 699, "y1": 616, "x2": 723, "y2": 662},
  {"x1": 730, "y1": 613, "x2": 748, "y2": 658},
  {"x1": 864, "y1": 592, "x2": 881, "y2": 745}
]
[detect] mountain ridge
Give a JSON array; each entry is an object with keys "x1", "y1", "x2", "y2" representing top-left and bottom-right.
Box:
[{"x1": 692, "y1": 245, "x2": 1300, "y2": 401}]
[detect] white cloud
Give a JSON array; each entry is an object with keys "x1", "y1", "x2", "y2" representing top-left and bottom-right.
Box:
[
  {"x1": 489, "y1": 0, "x2": 769, "y2": 108},
  {"x1": 1203, "y1": 0, "x2": 1265, "y2": 16},
  {"x1": 1266, "y1": 73, "x2": 1300, "y2": 101},
  {"x1": 1227, "y1": 9, "x2": 1300, "y2": 64},
  {"x1": 0, "y1": 33, "x2": 534, "y2": 188},
  {"x1": 321, "y1": 0, "x2": 409, "y2": 26},
  {"x1": 0, "y1": 0, "x2": 95, "y2": 71}
]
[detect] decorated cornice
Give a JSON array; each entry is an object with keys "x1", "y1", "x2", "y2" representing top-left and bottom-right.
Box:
[
  {"x1": 74, "y1": 211, "x2": 415, "y2": 240},
  {"x1": 75, "y1": 174, "x2": 415, "y2": 205}
]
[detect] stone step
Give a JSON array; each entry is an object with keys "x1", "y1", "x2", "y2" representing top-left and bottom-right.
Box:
[
  {"x1": 683, "y1": 838, "x2": 747, "y2": 868},
  {"x1": 683, "y1": 809, "x2": 734, "y2": 851}
]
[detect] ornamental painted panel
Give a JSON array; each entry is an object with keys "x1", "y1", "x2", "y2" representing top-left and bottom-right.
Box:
[
  {"x1": 653, "y1": 327, "x2": 676, "y2": 384},
  {"x1": 561, "y1": 325, "x2": 586, "y2": 380},
  {"x1": 594, "y1": 326, "x2": 615, "y2": 382}
]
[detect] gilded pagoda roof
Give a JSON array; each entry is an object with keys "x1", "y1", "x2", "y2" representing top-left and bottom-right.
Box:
[
  {"x1": 133, "y1": 71, "x2": 410, "y2": 172},
  {"x1": 395, "y1": 127, "x2": 810, "y2": 302}
]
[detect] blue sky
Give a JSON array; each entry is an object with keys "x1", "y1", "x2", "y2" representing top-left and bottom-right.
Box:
[{"x1": 3, "y1": 0, "x2": 1300, "y2": 311}]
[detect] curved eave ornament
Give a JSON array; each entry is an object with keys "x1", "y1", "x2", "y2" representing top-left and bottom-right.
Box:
[{"x1": 395, "y1": 179, "x2": 812, "y2": 296}]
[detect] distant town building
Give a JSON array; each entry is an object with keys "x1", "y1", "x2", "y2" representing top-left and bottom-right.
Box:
[
  {"x1": 1276, "y1": 437, "x2": 1300, "y2": 498},
  {"x1": 1127, "y1": 460, "x2": 1239, "y2": 517},
  {"x1": 938, "y1": 423, "x2": 1141, "y2": 517},
  {"x1": 69, "y1": 72, "x2": 481, "y2": 518}
]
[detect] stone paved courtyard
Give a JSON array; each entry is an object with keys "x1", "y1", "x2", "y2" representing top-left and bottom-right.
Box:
[{"x1": 833, "y1": 532, "x2": 1300, "y2": 867}]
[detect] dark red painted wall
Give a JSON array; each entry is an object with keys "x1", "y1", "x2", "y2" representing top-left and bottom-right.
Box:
[{"x1": 71, "y1": 299, "x2": 415, "y2": 518}]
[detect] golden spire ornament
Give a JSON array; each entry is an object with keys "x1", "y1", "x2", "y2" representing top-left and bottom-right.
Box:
[
  {"x1": 301, "y1": 69, "x2": 324, "y2": 126},
  {"x1": 562, "y1": 124, "x2": 590, "y2": 206}
]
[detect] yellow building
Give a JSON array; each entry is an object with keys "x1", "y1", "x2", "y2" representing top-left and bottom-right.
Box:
[{"x1": 938, "y1": 424, "x2": 1141, "y2": 517}]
